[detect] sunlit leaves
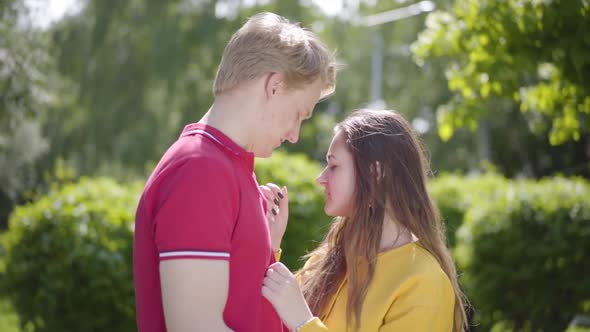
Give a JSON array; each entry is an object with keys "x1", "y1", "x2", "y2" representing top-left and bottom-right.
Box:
[{"x1": 413, "y1": 0, "x2": 590, "y2": 145}]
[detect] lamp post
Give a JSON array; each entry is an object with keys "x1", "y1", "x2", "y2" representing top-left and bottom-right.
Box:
[
  {"x1": 358, "y1": 1, "x2": 491, "y2": 161},
  {"x1": 356, "y1": 1, "x2": 435, "y2": 108}
]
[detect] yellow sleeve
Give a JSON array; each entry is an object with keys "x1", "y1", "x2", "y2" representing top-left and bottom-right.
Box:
[
  {"x1": 298, "y1": 317, "x2": 328, "y2": 332},
  {"x1": 294, "y1": 256, "x2": 329, "y2": 332},
  {"x1": 294, "y1": 253, "x2": 321, "y2": 284},
  {"x1": 379, "y1": 305, "x2": 453, "y2": 332},
  {"x1": 379, "y1": 273, "x2": 455, "y2": 332},
  {"x1": 273, "y1": 248, "x2": 282, "y2": 261}
]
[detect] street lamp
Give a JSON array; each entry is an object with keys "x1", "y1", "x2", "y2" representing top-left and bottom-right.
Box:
[
  {"x1": 358, "y1": 1, "x2": 491, "y2": 161},
  {"x1": 355, "y1": 1, "x2": 436, "y2": 108},
  {"x1": 358, "y1": 1, "x2": 436, "y2": 27}
]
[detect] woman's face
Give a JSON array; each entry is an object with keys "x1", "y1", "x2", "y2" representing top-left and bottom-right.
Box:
[{"x1": 316, "y1": 131, "x2": 356, "y2": 217}]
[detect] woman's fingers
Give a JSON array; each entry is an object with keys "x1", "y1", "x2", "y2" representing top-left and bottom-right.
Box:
[
  {"x1": 259, "y1": 185, "x2": 280, "y2": 216},
  {"x1": 268, "y1": 262, "x2": 292, "y2": 278},
  {"x1": 260, "y1": 184, "x2": 284, "y2": 214},
  {"x1": 261, "y1": 285, "x2": 275, "y2": 301},
  {"x1": 263, "y1": 275, "x2": 281, "y2": 291},
  {"x1": 265, "y1": 183, "x2": 281, "y2": 195},
  {"x1": 262, "y1": 262, "x2": 312, "y2": 330},
  {"x1": 259, "y1": 185, "x2": 275, "y2": 208},
  {"x1": 266, "y1": 184, "x2": 288, "y2": 207},
  {"x1": 259, "y1": 185, "x2": 274, "y2": 201},
  {"x1": 261, "y1": 183, "x2": 289, "y2": 252},
  {"x1": 266, "y1": 267, "x2": 286, "y2": 284}
]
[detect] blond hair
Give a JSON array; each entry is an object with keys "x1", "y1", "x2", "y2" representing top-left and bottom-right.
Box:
[{"x1": 213, "y1": 12, "x2": 337, "y2": 98}]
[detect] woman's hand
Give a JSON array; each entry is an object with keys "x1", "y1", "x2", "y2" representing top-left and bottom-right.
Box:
[
  {"x1": 262, "y1": 262, "x2": 313, "y2": 330},
  {"x1": 259, "y1": 184, "x2": 288, "y2": 251}
]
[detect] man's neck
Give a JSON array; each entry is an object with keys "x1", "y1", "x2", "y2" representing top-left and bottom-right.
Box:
[{"x1": 199, "y1": 92, "x2": 260, "y2": 152}]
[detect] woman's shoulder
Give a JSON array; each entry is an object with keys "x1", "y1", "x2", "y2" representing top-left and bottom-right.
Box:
[
  {"x1": 369, "y1": 242, "x2": 455, "y2": 312},
  {"x1": 294, "y1": 252, "x2": 324, "y2": 283},
  {"x1": 376, "y1": 242, "x2": 452, "y2": 291}
]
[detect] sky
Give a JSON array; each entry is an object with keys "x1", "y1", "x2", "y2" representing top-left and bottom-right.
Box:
[
  {"x1": 25, "y1": 0, "x2": 346, "y2": 29},
  {"x1": 24, "y1": 0, "x2": 81, "y2": 28}
]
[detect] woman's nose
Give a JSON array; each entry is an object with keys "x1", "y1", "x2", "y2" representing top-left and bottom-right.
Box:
[{"x1": 316, "y1": 170, "x2": 327, "y2": 186}]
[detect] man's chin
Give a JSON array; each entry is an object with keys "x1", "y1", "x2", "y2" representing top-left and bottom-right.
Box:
[{"x1": 254, "y1": 149, "x2": 273, "y2": 158}]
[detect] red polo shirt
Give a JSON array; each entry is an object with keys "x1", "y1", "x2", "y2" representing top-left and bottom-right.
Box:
[{"x1": 133, "y1": 123, "x2": 284, "y2": 332}]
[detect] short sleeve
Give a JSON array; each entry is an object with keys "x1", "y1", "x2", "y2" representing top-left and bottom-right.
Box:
[{"x1": 154, "y1": 157, "x2": 239, "y2": 261}]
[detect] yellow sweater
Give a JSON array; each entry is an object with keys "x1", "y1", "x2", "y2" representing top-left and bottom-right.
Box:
[{"x1": 298, "y1": 242, "x2": 455, "y2": 332}]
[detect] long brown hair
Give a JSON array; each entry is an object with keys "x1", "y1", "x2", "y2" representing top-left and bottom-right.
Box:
[{"x1": 298, "y1": 109, "x2": 468, "y2": 331}]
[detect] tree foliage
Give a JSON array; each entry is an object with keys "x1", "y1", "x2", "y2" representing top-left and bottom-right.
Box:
[
  {"x1": 413, "y1": 0, "x2": 590, "y2": 146},
  {"x1": 0, "y1": 1, "x2": 54, "y2": 227},
  {"x1": 47, "y1": 0, "x2": 478, "y2": 175},
  {"x1": 4, "y1": 0, "x2": 590, "y2": 230},
  {"x1": 47, "y1": 0, "x2": 335, "y2": 175}
]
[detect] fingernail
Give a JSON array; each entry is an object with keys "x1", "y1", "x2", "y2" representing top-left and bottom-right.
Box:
[
  {"x1": 277, "y1": 192, "x2": 284, "y2": 199},
  {"x1": 273, "y1": 198, "x2": 280, "y2": 205},
  {"x1": 271, "y1": 208, "x2": 277, "y2": 216}
]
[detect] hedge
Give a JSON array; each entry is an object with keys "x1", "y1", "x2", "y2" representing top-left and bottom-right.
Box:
[
  {"x1": 0, "y1": 151, "x2": 328, "y2": 329},
  {"x1": 3, "y1": 161, "x2": 589, "y2": 332},
  {"x1": 429, "y1": 173, "x2": 510, "y2": 247},
  {"x1": 1, "y1": 178, "x2": 141, "y2": 331},
  {"x1": 453, "y1": 176, "x2": 590, "y2": 331}
]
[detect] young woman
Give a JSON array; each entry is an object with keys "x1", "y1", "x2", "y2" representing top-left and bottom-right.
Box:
[{"x1": 260, "y1": 109, "x2": 468, "y2": 332}]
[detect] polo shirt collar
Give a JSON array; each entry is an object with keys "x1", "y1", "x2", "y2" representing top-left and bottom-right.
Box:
[{"x1": 180, "y1": 123, "x2": 255, "y2": 170}]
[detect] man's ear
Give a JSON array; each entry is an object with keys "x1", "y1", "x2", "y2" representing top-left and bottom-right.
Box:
[{"x1": 264, "y1": 72, "x2": 283, "y2": 98}]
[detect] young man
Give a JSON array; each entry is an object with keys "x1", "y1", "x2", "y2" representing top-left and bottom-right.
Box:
[{"x1": 133, "y1": 12, "x2": 337, "y2": 332}]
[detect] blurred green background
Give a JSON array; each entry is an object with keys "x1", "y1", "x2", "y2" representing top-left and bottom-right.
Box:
[{"x1": 1, "y1": 0, "x2": 589, "y2": 331}]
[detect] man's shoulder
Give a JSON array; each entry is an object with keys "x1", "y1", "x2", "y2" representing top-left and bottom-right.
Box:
[
  {"x1": 160, "y1": 135, "x2": 235, "y2": 176},
  {"x1": 144, "y1": 136, "x2": 238, "y2": 198},
  {"x1": 173, "y1": 132, "x2": 233, "y2": 161}
]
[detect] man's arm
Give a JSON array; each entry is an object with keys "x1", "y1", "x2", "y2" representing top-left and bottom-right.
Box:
[
  {"x1": 154, "y1": 157, "x2": 238, "y2": 331},
  {"x1": 160, "y1": 259, "x2": 233, "y2": 331}
]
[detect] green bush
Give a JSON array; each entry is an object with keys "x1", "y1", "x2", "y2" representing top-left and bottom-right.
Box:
[
  {"x1": 6, "y1": 157, "x2": 585, "y2": 332},
  {"x1": 429, "y1": 173, "x2": 509, "y2": 247},
  {"x1": 0, "y1": 152, "x2": 327, "y2": 330},
  {"x1": 256, "y1": 151, "x2": 331, "y2": 269},
  {"x1": 566, "y1": 327, "x2": 590, "y2": 332},
  {"x1": 1, "y1": 178, "x2": 141, "y2": 332},
  {"x1": 455, "y1": 177, "x2": 590, "y2": 331}
]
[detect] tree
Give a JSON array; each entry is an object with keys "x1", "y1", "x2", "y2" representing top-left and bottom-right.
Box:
[
  {"x1": 0, "y1": 1, "x2": 53, "y2": 228},
  {"x1": 47, "y1": 0, "x2": 332, "y2": 176},
  {"x1": 412, "y1": 0, "x2": 590, "y2": 176},
  {"x1": 312, "y1": 0, "x2": 479, "y2": 172}
]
